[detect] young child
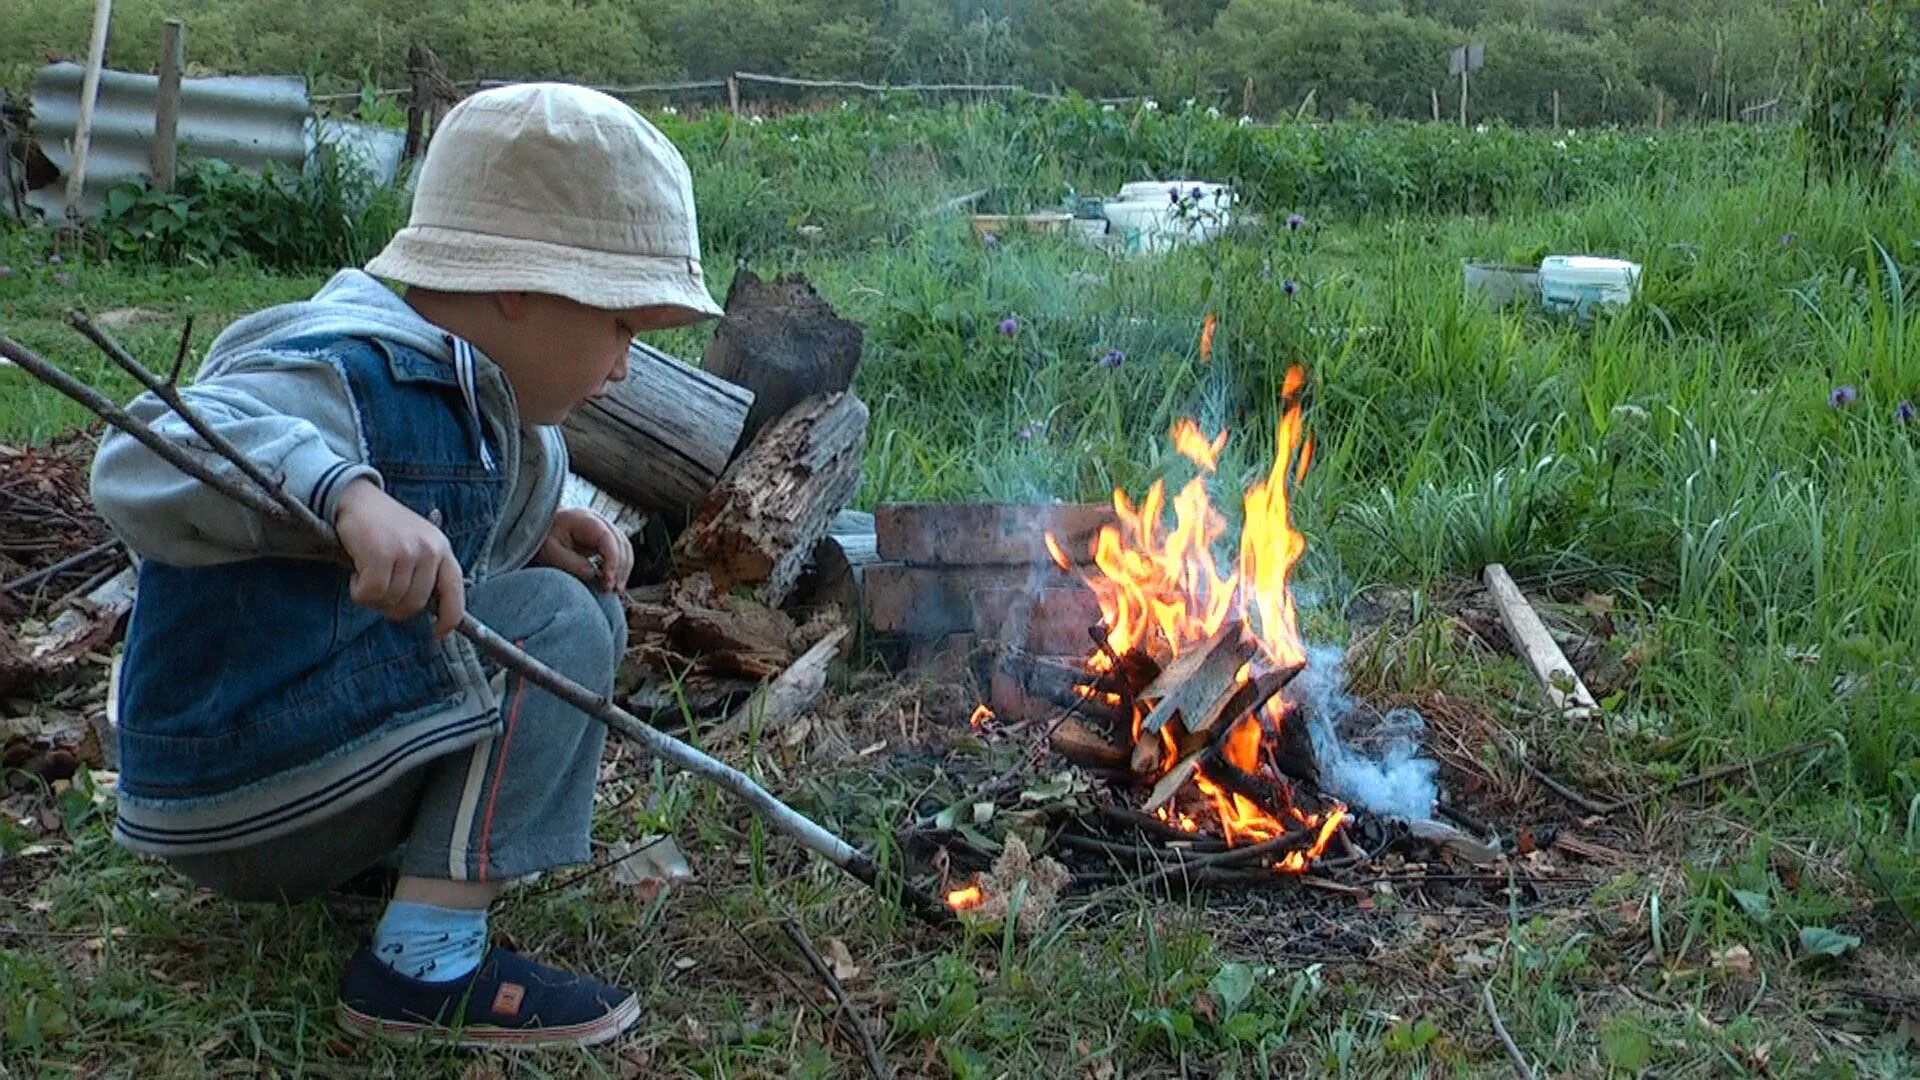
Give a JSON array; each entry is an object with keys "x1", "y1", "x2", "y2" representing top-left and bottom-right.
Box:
[{"x1": 88, "y1": 82, "x2": 722, "y2": 1049}]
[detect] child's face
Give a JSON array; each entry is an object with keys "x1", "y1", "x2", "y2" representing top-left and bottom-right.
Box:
[{"x1": 490, "y1": 294, "x2": 679, "y2": 425}]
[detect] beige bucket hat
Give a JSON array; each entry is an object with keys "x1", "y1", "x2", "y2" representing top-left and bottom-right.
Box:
[{"x1": 366, "y1": 82, "x2": 723, "y2": 324}]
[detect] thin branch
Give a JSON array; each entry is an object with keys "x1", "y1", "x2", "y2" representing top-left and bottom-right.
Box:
[
  {"x1": 782, "y1": 917, "x2": 892, "y2": 1080},
  {"x1": 0, "y1": 338, "x2": 289, "y2": 523},
  {"x1": 1, "y1": 332, "x2": 955, "y2": 929},
  {"x1": 167, "y1": 315, "x2": 195, "y2": 385},
  {"x1": 1601, "y1": 740, "x2": 1828, "y2": 816},
  {"x1": 0, "y1": 537, "x2": 119, "y2": 596},
  {"x1": 67, "y1": 311, "x2": 326, "y2": 537},
  {"x1": 1482, "y1": 983, "x2": 1537, "y2": 1080}
]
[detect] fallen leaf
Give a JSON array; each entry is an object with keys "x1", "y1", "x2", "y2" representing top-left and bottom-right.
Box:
[
  {"x1": 673, "y1": 956, "x2": 699, "y2": 972},
  {"x1": 1086, "y1": 1053, "x2": 1116, "y2": 1080},
  {"x1": 825, "y1": 938, "x2": 861, "y2": 983},
  {"x1": 1711, "y1": 945, "x2": 1754, "y2": 974},
  {"x1": 1191, "y1": 991, "x2": 1219, "y2": 1024},
  {"x1": 608, "y1": 836, "x2": 692, "y2": 889}
]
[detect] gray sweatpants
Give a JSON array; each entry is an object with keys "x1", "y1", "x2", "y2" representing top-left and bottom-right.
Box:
[{"x1": 168, "y1": 568, "x2": 623, "y2": 902}]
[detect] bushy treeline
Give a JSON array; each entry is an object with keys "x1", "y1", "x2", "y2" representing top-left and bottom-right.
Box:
[{"x1": 4, "y1": 0, "x2": 1796, "y2": 126}]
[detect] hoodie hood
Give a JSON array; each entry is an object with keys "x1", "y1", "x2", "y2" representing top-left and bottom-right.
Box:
[{"x1": 200, "y1": 269, "x2": 456, "y2": 377}]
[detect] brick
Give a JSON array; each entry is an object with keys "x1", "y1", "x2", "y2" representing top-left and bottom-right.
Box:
[
  {"x1": 969, "y1": 585, "x2": 1103, "y2": 656},
  {"x1": 862, "y1": 563, "x2": 1078, "y2": 639},
  {"x1": 874, "y1": 502, "x2": 1116, "y2": 566}
]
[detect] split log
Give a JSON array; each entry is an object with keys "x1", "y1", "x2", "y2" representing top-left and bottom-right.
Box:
[
  {"x1": 560, "y1": 341, "x2": 754, "y2": 523},
  {"x1": 1139, "y1": 622, "x2": 1257, "y2": 738},
  {"x1": 1143, "y1": 752, "x2": 1206, "y2": 813},
  {"x1": 1049, "y1": 717, "x2": 1129, "y2": 770},
  {"x1": 702, "y1": 271, "x2": 863, "y2": 454},
  {"x1": 874, "y1": 502, "x2": 1115, "y2": 567},
  {"x1": 559, "y1": 472, "x2": 647, "y2": 539},
  {"x1": 708, "y1": 625, "x2": 850, "y2": 745},
  {"x1": 675, "y1": 393, "x2": 869, "y2": 608},
  {"x1": 1481, "y1": 564, "x2": 1599, "y2": 721}
]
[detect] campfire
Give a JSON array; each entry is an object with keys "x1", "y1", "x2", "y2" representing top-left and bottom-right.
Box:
[{"x1": 1012, "y1": 364, "x2": 1354, "y2": 874}]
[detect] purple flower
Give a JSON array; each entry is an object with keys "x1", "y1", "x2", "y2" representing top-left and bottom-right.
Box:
[
  {"x1": 47, "y1": 253, "x2": 62, "y2": 265},
  {"x1": 1781, "y1": 232, "x2": 1796, "y2": 246},
  {"x1": 1897, "y1": 400, "x2": 1916, "y2": 424},
  {"x1": 1286, "y1": 213, "x2": 1305, "y2": 231},
  {"x1": 1283, "y1": 278, "x2": 1298, "y2": 297},
  {"x1": 1017, "y1": 419, "x2": 1047, "y2": 443},
  {"x1": 1098, "y1": 348, "x2": 1125, "y2": 369},
  {"x1": 1168, "y1": 186, "x2": 1181, "y2": 205},
  {"x1": 1189, "y1": 186, "x2": 1203, "y2": 201},
  {"x1": 1829, "y1": 385, "x2": 1858, "y2": 408},
  {"x1": 998, "y1": 316, "x2": 1019, "y2": 337},
  {"x1": 982, "y1": 232, "x2": 999, "y2": 251}
]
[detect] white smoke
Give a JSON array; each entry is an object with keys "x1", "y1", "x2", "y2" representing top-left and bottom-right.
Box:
[{"x1": 1282, "y1": 642, "x2": 1439, "y2": 823}]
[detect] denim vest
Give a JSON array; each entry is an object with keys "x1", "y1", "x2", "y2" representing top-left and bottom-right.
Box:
[{"x1": 115, "y1": 334, "x2": 505, "y2": 805}]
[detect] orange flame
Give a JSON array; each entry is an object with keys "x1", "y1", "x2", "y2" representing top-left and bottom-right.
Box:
[
  {"x1": 1172, "y1": 419, "x2": 1229, "y2": 473},
  {"x1": 1045, "y1": 533, "x2": 1072, "y2": 571},
  {"x1": 969, "y1": 705, "x2": 994, "y2": 731},
  {"x1": 1199, "y1": 314, "x2": 1217, "y2": 362},
  {"x1": 947, "y1": 884, "x2": 984, "y2": 909},
  {"x1": 1045, "y1": 363, "x2": 1341, "y2": 867}
]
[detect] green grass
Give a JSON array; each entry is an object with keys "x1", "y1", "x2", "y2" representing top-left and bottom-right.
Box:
[{"x1": 4, "y1": 108, "x2": 1919, "y2": 1076}]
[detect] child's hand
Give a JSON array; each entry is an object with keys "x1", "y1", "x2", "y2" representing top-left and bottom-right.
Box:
[
  {"x1": 333, "y1": 478, "x2": 466, "y2": 639},
  {"x1": 535, "y1": 508, "x2": 633, "y2": 592}
]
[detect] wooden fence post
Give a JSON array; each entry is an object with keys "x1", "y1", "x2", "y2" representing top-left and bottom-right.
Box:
[
  {"x1": 403, "y1": 46, "x2": 429, "y2": 163},
  {"x1": 151, "y1": 18, "x2": 184, "y2": 193},
  {"x1": 1552, "y1": 88, "x2": 1561, "y2": 130},
  {"x1": 727, "y1": 73, "x2": 740, "y2": 116},
  {"x1": 65, "y1": 0, "x2": 114, "y2": 220}
]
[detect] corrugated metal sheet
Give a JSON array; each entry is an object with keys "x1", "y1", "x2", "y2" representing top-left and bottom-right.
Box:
[{"x1": 27, "y1": 61, "x2": 311, "y2": 219}]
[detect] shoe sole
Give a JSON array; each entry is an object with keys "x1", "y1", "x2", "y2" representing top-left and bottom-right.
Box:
[{"x1": 337, "y1": 993, "x2": 642, "y2": 1051}]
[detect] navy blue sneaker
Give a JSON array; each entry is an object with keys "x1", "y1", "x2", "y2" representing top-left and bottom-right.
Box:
[{"x1": 337, "y1": 943, "x2": 641, "y2": 1049}]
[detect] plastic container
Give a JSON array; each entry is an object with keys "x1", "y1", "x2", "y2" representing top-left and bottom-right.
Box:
[
  {"x1": 1461, "y1": 261, "x2": 1541, "y2": 308},
  {"x1": 1101, "y1": 181, "x2": 1235, "y2": 254},
  {"x1": 1539, "y1": 255, "x2": 1640, "y2": 316}
]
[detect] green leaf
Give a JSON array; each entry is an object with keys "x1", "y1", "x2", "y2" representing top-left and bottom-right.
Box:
[
  {"x1": 1731, "y1": 888, "x2": 1772, "y2": 925},
  {"x1": 1798, "y1": 926, "x2": 1861, "y2": 959},
  {"x1": 1222, "y1": 1012, "x2": 1267, "y2": 1043},
  {"x1": 1600, "y1": 1021, "x2": 1652, "y2": 1072},
  {"x1": 1210, "y1": 962, "x2": 1257, "y2": 1017},
  {"x1": 933, "y1": 804, "x2": 961, "y2": 830}
]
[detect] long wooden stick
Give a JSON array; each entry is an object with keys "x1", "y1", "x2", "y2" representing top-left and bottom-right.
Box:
[
  {"x1": 0, "y1": 330, "x2": 954, "y2": 927},
  {"x1": 1482, "y1": 564, "x2": 1599, "y2": 720}
]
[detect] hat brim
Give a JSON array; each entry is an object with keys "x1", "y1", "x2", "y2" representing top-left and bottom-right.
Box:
[{"x1": 366, "y1": 226, "x2": 724, "y2": 326}]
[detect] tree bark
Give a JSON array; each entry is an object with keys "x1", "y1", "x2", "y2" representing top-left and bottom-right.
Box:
[
  {"x1": 561, "y1": 341, "x2": 753, "y2": 523},
  {"x1": 702, "y1": 272, "x2": 863, "y2": 454},
  {"x1": 674, "y1": 393, "x2": 868, "y2": 608}
]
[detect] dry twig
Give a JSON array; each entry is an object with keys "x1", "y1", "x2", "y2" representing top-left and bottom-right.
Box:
[
  {"x1": 782, "y1": 917, "x2": 892, "y2": 1080},
  {"x1": 1482, "y1": 982, "x2": 1537, "y2": 1080}
]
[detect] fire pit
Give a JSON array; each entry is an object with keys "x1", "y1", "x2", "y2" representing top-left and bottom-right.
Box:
[{"x1": 898, "y1": 367, "x2": 1475, "y2": 911}]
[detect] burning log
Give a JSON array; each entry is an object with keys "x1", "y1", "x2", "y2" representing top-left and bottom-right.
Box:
[
  {"x1": 1138, "y1": 622, "x2": 1259, "y2": 739},
  {"x1": 702, "y1": 271, "x2": 863, "y2": 455},
  {"x1": 560, "y1": 341, "x2": 754, "y2": 522},
  {"x1": 674, "y1": 392, "x2": 868, "y2": 608}
]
